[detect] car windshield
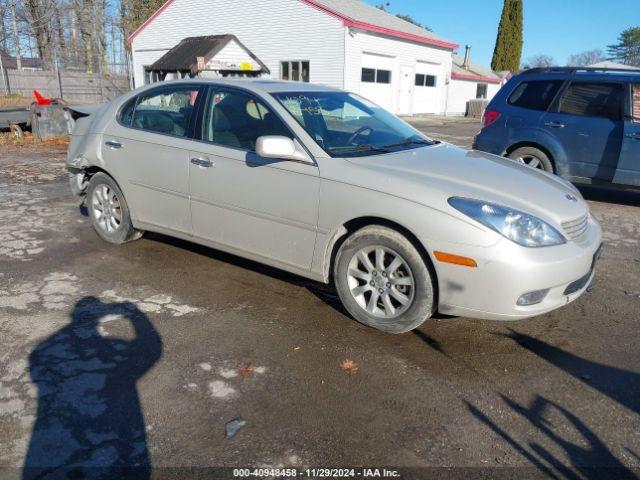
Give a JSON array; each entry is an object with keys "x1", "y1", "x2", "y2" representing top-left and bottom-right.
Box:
[{"x1": 272, "y1": 91, "x2": 437, "y2": 158}]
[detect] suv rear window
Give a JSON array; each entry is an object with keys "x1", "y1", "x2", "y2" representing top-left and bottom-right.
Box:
[
  {"x1": 508, "y1": 80, "x2": 564, "y2": 111},
  {"x1": 558, "y1": 82, "x2": 624, "y2": 121}
]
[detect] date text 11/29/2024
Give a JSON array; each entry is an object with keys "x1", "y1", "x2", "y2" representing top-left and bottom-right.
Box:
[{"x1": 233, "y1": 468, "x2": 401, "y2": 478}]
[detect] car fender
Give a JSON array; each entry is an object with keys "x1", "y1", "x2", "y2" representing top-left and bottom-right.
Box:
[
  {"x1": 313, "y1": 179, "x2": 502, "y2": 283},
  {"x1": 529, "y1": 128, "x2": 571, "y2": 177}
]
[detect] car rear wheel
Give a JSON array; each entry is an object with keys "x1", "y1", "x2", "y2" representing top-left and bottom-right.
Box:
[
  {"x1": 508, "y1": 146, "x2": 554, "y2": 173},
  {"x1": 334, "y1": 225, "x2": 435, "y2": 334},
  {"x1": 87, "y1": 173, "x2": 142, "y2": 244}
]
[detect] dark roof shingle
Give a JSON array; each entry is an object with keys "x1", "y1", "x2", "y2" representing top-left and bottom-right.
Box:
[{"x1": 149, "y1": 35, "x2": 269, "y2": 73}]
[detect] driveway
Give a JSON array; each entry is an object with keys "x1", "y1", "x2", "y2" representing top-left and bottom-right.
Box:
[{"x1": 0, "y1": 125, "x2": 639, "y2": 479}]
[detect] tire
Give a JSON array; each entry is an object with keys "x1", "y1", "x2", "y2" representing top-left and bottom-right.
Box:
[
  {"x1": 508, "y1": 146, "x2": 554, "y2": 173},
  {"x1": 334, "y1": 225, "x2": 435, "y2": 334},
  {"x1": 69, "y1": 172, "x2": 89, "y2": 197},
  {"x1": 86, "y1": 172, "x2": 142, "y2": 244}
]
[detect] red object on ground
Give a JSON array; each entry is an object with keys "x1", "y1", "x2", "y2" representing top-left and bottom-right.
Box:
[{"x1": 33, "y1": 90, "x2": 52, "y2": 106}]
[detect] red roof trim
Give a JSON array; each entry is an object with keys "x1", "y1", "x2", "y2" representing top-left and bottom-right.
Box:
[
  {"x1": 128, "y1": 0, "x2": 459, "y2": 50},
  {"x1": 451, "y1": 72, "x2": 502, "y2": 84},
  {"x1": 301, "y1": 0, "x2": 458, "y2": 50},
  {"x1": 128, "y1": 0, "x2": 176, "y2": 44}
]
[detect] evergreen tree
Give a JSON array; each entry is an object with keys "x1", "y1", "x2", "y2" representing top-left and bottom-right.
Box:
[
  {"x1": 607, "y1": 27, "x2": 640, "y2": 66},
  {"x1": 491, "y1": 0, "x2": 523, "y2": 72}
]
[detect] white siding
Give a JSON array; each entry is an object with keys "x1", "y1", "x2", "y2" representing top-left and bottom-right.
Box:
[
  {"x1": 344, "y1": 29, "x2": 452, "y2": 115},
  {"x1": 446, "y1": 80, "x2": 501, "y2": 116},
  {"x1": 207, "y1": 39, "x2": 261, "y2": 71},
  {"x1": 131, "y1": 0, "x2": 345, "y2": 88}
]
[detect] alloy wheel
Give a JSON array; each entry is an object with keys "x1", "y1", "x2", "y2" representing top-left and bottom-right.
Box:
[
  {"x1": 91, "y1": 184, "x2": 123, "y2": 234},
  {"x1": 346, "y1": 246, "x2": 415, "y2": 318},
  {"x1": 515, "y1": 154, "x2": 543, "y2": 169}
]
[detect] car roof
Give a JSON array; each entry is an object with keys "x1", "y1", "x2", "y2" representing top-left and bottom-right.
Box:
[
  {"x1": 155, "y1": 78, "x2": 344, "y2": 95},
  {"x1": 515, "y1": 67, "x2": 640, "y2": 83}
]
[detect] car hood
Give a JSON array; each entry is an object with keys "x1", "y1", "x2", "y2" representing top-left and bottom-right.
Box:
[{"x1": 344, "y1": 143, "x2": 588, "y2": 226}]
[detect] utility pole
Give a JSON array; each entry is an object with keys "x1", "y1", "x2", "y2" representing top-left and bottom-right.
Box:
[{"x1": 9, "y1": 1, "x2": 21, "y2": 70}]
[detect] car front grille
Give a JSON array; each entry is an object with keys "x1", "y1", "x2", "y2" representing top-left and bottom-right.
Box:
[{"x1": 562, "y1": 214, "x2": 589, "y2": 241}]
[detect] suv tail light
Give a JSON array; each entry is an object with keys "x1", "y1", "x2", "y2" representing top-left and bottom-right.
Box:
[{"x1": 482, "y1": 109, "x2": 501, "y2": 128}]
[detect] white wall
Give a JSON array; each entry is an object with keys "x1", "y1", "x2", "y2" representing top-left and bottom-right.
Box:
[
  {"x1": 206, "y1": 39, "x2": 262, "y2": 72},
  {"x1": 344, "y1": 29, "x2": 452, "y2": 115},
  {"x1": 446, "y1": 79, "x2": 501, "y2": 116},
  {"x1": 131, "y1": 0, "x2": 345, "y2": 88}
]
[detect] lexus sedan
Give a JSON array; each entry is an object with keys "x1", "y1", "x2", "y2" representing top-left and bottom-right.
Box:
[{"x1": 67, "y1": 79, "x2": 602, "y2": 333}]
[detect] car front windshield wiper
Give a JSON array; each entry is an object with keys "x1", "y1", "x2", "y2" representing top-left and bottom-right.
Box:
[
  {"x1": 380, "y1": 138, "x2": 434, "y2": 149},
  {"x1": 328, "y1": 143, "x2": 391, "y2": 154}
]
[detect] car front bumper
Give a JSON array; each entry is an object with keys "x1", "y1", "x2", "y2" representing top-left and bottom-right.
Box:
[{"x1": 433, "y1": 216, "x2": 603, "y2": 321}]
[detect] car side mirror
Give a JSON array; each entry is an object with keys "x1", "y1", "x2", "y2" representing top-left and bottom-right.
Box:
[{"x1": 256, "y1": 136, "x2": 312, "y2": 164}]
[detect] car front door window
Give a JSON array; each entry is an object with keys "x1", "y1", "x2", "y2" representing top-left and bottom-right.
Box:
[{"x1": 202, "y1": 90, "x2": 292, "y2": 150}]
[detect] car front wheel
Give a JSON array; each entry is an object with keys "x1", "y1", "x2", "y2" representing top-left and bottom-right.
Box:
[{"x1": 334, "y1": 225, "x2": 436, "y2": 333}]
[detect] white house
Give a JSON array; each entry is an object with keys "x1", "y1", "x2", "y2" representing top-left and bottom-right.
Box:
[
  {"x1": 128, "y1": 0, "x2": 461, "y2": 115},
  {"x1": 445, "y1": 48, "x2": 504, "y2": 116}
]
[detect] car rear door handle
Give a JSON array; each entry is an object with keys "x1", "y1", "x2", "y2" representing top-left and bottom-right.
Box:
[
  {"x1": 626, "y1": 132, "x2": 640, "y2": 140},
  {"x1": 191, "y1": 157, "x2": 212, "y2": 168},
  {"x1": 544, "y1": 121, "x2": 565, "y2": 129},
  {"x1": 105, "y1": 140, "x2": 122, "y2": 149}
]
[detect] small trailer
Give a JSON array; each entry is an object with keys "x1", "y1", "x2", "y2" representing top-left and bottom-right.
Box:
[
  {"x1": 0, "y1": 104, "x2": 31, "y2": 138},
  {"x1": 0, "y1": 91, "x2": 99, "y2": 140}
]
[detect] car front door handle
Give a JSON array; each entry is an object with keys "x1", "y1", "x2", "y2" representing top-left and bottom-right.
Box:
[
  {"x1": 544, "y1": 121, "x2": 565, "y2": 129},
  {"x1": 191, "y1": 157, "x2": 213, "y2": 168},
  {"x1": 105, "y1": 140, "x2": 122, "y2": 149}
]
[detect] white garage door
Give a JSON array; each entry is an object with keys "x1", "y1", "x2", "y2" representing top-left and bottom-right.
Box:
[
  {"x1": 359, "y1": 53, "x2": 394, "y2": 111},
  {"x1": 413, "y1": 62, "x2": 442, "y2": 114}
]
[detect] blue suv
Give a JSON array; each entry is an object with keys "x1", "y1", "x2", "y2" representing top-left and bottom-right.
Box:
[{"x1": 473, "y1": 67, "x2": 640, "y2": 189}]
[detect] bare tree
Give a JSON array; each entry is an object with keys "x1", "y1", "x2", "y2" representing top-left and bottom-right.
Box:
[
  {"x1": 566, "y1": 49, "x2": 605, "y2": 66},
  {"x1": 523, "y1": 54, "x2": 555, "y2": 69},
  {"x1": 0, "y1": 3, "x2": 8, "y2": 50},
  {"x1": 9, "y1": 1, "x2": 21, "y2": 68}
]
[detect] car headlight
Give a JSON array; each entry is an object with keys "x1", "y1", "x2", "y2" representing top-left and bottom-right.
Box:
[{"x1": 448, "y1": 197, "x2": 566, "y2": 247}]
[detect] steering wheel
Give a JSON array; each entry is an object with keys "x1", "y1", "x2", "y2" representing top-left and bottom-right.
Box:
[{"x1": 347, "y1": 126, "x2": 373, "y2": 144}]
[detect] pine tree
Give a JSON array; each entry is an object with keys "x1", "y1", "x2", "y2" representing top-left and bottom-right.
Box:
[
  {"x1": 607, "y1": 27, "x2": 640, "y2": 66},
  {"x1": 491, "y1": 0, "x2": 523, "y2": 72}
]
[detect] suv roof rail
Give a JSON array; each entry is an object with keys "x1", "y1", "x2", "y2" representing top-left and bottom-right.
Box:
[{"x1": 521, "y1": 66, "x2": 640, "y2": 75}]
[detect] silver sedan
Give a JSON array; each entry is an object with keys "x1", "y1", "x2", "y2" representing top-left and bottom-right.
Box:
[{"x1": 67, "y1": 79, "x2": 602, "y2": 333}]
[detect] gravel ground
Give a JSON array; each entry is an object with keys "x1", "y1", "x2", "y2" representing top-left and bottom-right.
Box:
[{"x1": 0, "y1": 123, "x2": 639, "y2": 479}]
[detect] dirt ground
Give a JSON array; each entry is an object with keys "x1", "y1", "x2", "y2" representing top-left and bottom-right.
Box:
[{"x1": 0, "y1": 122, "x2": 639, "y2": 479}]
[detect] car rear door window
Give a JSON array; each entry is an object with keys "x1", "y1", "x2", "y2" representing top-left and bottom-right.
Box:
[
  {"x1": 202, "y1": 89, "x2": 292, "y2": 150},
  {"x1": 558, "y1": 82, "x2": 624, "y2": 121},
  {"x1": 508, "y1": 80, "x2": 564, "y2": 111},
  {"x1": 131, "y1": 85, "x2": 200, "y2": 137}
]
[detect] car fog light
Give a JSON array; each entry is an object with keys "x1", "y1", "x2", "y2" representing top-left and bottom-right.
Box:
[{"x1": 517, "y1": 289, "x2": 549, "y2": 306}]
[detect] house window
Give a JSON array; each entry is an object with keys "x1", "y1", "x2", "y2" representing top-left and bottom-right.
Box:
[
  {"x1": 361, "y1": 68, "x2": 392, "y2": 84},
  {"x1": 415, "y1": 74, "x2": 436, "y2": 87},
  {"x1": 143, "y1": 67, "x2": 152, "y2": 85},
  {"x1": 476, "y1": 83, "x2": 488, "y2": 99},
  {"x1": 281, "y1": 61, "x2": 310, "y2": 82}
]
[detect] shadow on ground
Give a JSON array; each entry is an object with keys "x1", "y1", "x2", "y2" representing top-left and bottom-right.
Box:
[
  {"x1": 23, "y1": 296, "x2": 162, "y2": 480},
  {"x1": 577, "y1": 185, "x2": 640, "y2": 207},
  {"x1": 467, "y1": 332, "x2": 639, "y2": 479}
]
